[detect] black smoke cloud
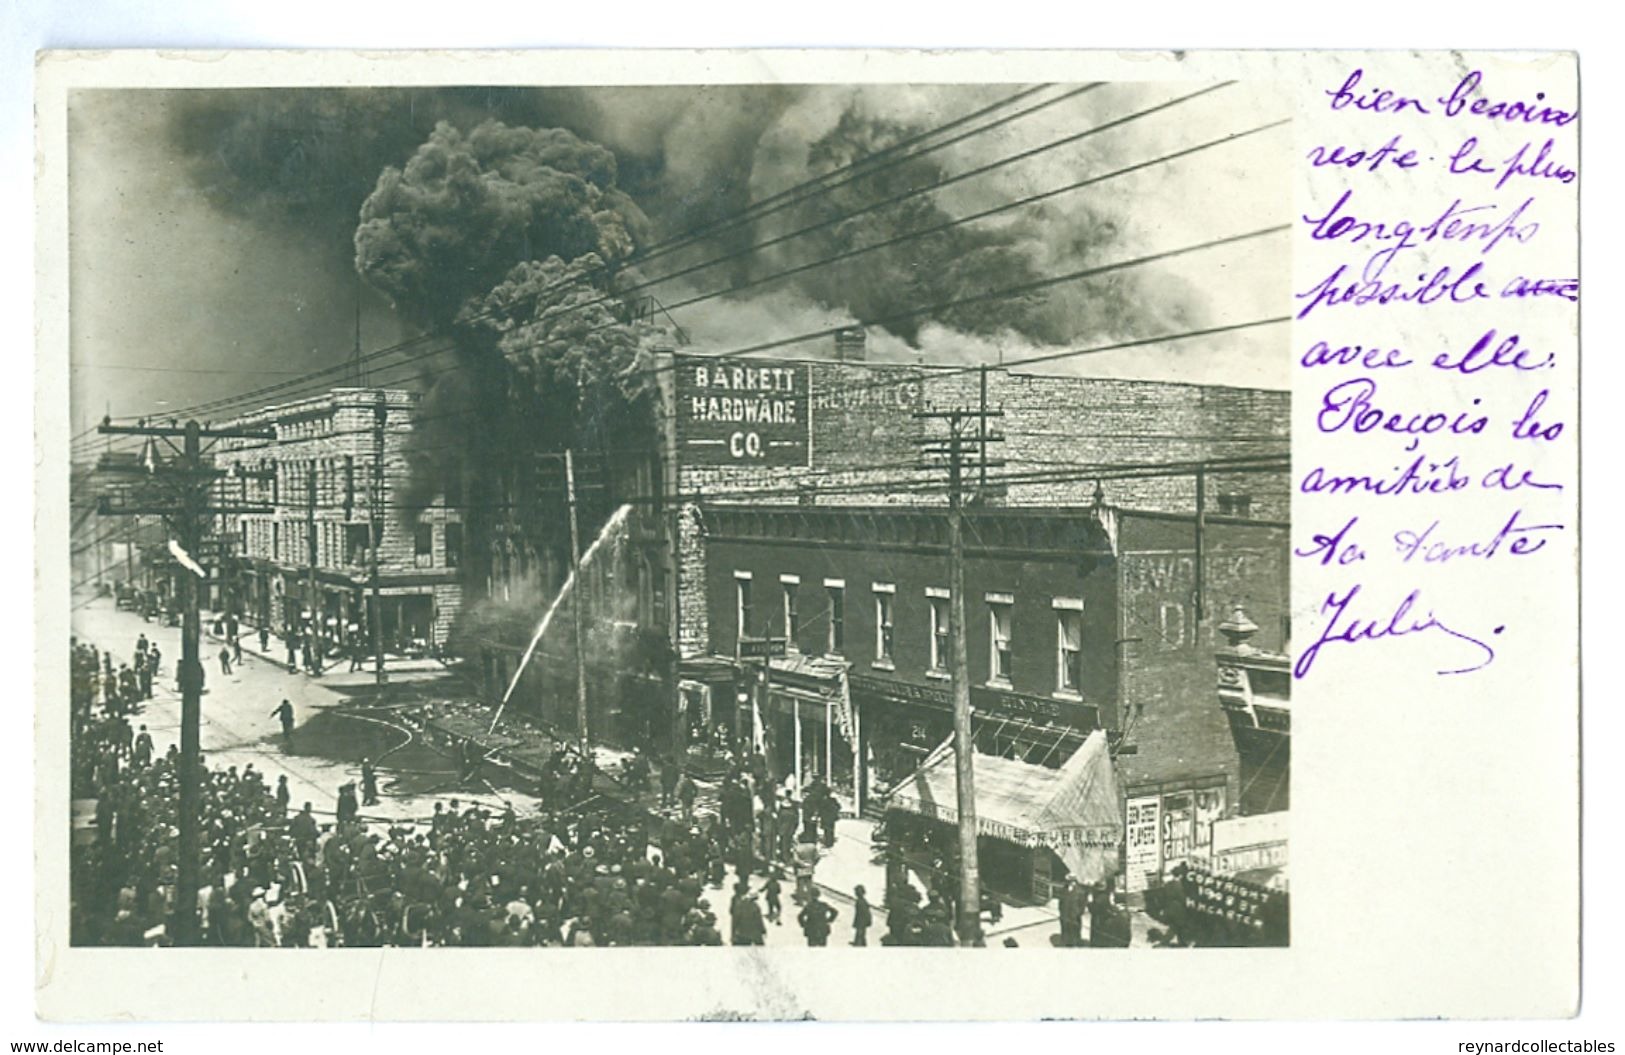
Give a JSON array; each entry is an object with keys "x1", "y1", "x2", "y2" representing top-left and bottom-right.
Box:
[{"x1": 163, "y1": 84, "x2": 1203, "y2": 359}]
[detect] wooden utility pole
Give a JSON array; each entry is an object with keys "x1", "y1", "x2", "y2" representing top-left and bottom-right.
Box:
[
  {"x1": 915, "y1": 406, "x2": 1003, "y2": 944},
  {"x1": 96, "y1": 418, "x2": 275, "y2": 945},
  {"x1": 371, "y1": 394, "x2": 387, "y2": 688},
  {"x1": 306, "y1": 463, "x2": 320, "y2": 666},
  {"x1": 565, "y1": 448, "x2": 589, "y2": 754}
]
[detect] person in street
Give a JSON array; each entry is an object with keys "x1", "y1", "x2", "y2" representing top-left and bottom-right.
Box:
[
  {"x1": 817, "y1": 784, "x2": 840, "y2": 848},
  {"x1": 131, "y1": 725, "x2": 154, "y2": 768},
  {"x1": 219, "y1": 645, "x2": 233, "y2": 677},
  {"x1": 676, "y1": 772, "x2": 697, "y2": 821},
  {"x1": 274, "y1": 774, "x2": 291, "y2": 816},
  {"x1": 1088, "y1": 880, "x2": 1131, "y2": 948},
  {"x1": 730, "y1": 886, "x2": 766, "y2": 946},
  {"x1": 851, "y1": 884, "x2": 873, "y2": 947},
  {"x1": 289, "y1": 802, "x2": 318, "y2": 850},
  {"x1": 659, "y1": 758, "x2": 679, "y2": 809},
  {"x1": 776, "y1": 795, "x2": 799, "y2": 863},
  {"x1": 1057, "y1": 877, "x2": 1085, "y2": 948},
  {"x1": 792, "y1": 830, "x2": 820, "y2": 904},
  {"x1": 762, "y1": 869, "x2": 783, "y2": 924},
  {"x1": 259, "y1": 625, "x2": 270, "y2": 655},
  {"x1": 361, "y1": 758, "x2": 380, "y2": 806},
  {"x1": 285, "y1": 630, "x2": 299, "y2": 673},
  {"x1": 271, "y1": 699, "x2": 295, "y2": 749},
  {"x1": 335, "y1": 782, "x2": 359, "y2": 826},
  {"x1": 796, "y1": 887, "x2": 839, "y2": 947}
]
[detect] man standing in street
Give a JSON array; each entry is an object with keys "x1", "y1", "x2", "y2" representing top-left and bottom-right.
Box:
[
  {"x1": 659, "y1": 758, "x2": 679, "y2": 810},
  {"x1": 259, "y1": 625, "x2": 270, "y2": 655},
  {"x1": 271, "y1": 699, "x2": 295, "y2": 749},
  {"x1": 676, "y1": 771, "x2": 697, "y2": 822},
  {"x1": 132, "y1": 725, "x2": 154, "y2": 769},
  {"x1": 218, "y1": 645, "x2": 233, "y2": 677},
  {"x1": 1057, "y1": 877, "x2": 1085, "y2": 948},
  {"x1": 730, "y1": 885, "x2": 766, "y2": 946},
  {"x1": 361, "y1": 758, "x2": 380, "y2": 806},
  {"x1": 851, "y1": 884, "x2": 873, "y2": 947},
  {"x1": 797, "y1": 887, "x2": 838, "y2": 947}
]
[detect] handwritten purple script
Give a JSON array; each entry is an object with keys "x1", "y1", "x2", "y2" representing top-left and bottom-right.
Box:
[{"x1": 1293, "y1": 62, "x2": 1574, "y2": 680}]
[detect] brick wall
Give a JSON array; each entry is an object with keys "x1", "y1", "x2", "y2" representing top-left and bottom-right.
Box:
[
  {"x1": 700, "y1": 506, "x2": 1120, "y2": 727},
  {"x1": 1112, "y1": 513, "x2": 1290, "y2": 805},
  {"x1": 664, "y1": 354, "x2": 1288, "y2": 659}
]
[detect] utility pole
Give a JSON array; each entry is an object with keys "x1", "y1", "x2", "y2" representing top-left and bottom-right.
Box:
[
  {"x1": 371, "y1": 393, "x2": 387, "y2": 688},
  {"x1": 915, "y1": 405, "x2": 1003, "y2": 944},
  {"x1": 306, "y1": 462, "x2": 319, "y2": 666},
  {"x1": 96, "y1": 419, "x2": 275, "y2": 945},
  {"x1": 565, "y1": 448, "x2": 589, "y2": 754},
  {"x1": 1194, "y1": 466, "x2": 1207, "y2": 623}
]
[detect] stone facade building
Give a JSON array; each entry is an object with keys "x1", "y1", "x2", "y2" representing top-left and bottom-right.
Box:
[{"x1": 214, "y1": 387, "x2": 463, "y2": 654}]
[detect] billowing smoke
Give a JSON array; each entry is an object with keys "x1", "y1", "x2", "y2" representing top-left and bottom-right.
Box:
[
  {"x1": 354, "y1": 121, "x2": 649, "y2": 330},
  {"x1": 347, "y1": 122, "x2": 660, "y2": 571}
]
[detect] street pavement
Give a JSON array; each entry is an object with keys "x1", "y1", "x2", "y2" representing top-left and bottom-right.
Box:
[{"x1": 71, "y1": 593, "x2": 530, "y2": 825}]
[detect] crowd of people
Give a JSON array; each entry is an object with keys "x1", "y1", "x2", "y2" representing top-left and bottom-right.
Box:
[
  {"x1": 71, "y1": 638, "x2": 872, "y2": 947},
  {"x1": 69, "y1": 629, "x2": 1143, "y2": 950}
]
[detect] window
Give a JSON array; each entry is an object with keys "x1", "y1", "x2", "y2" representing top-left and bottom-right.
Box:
[
  {"x1": 272, "y1": 522, "x2": 280, "y2": 562},
  {"x1": 735, "y1": 573, "x2": 754, "y2": 637},
  {"x1": 1216, "y1": 493, "x2": 1252, "y2": 517},
  {"x1": 927, "y1": 589, "x2": 950, "y2": 674},
  {"x1": 873, "y1": 583, "x2": 895, "y2": 664},
  {"x1": 987, "y1": 594, "x2": 1013, "y2": 684},
  {"x1": 346, "y1": 524, "x2": 371, "y2": 566},
  {"x1": 781, "y1": 574, "x2": 800, "y2": 644},
  {"x1": 1055, "y1": 598, "x2": 1084, "y2": 694},
  {"x1": 826, "y1": 581, "x2": 846, "y2": 654},
  {"x1": 445, "y1": 523, "x2": 463, "y2": 569},
  {"x1": 414, "y1": 523, "x2": 434, "y2": 567}
]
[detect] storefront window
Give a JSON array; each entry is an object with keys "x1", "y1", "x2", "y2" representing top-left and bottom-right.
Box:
[
  {"x1": 928, "y1": 594, "x2": 950, "y2": 673},
  {"x1": 414, "y1": 523, "x2": 433, "y2": 568},
  {"x1": 735, "y1": 573, "x2": 753, "y2": 638},
  {"x1": 1056, "y1": 602, "x2": 1083, "y2": 693},
  {"x1": 874, "y1": 585, "x2": 895, "y2": 663},
  {"x1": 988, "y1": 597, "x2": 1013, "y2": 684},
  {"x1": 444, "y1": 523, "x2": 462, "y2": 568},
  {"x1": 782, "y1": 578, "x2": 798, "y2": 641},
  {"x1": 826, "y1": 583, "x2": 845, "y2": 654}
]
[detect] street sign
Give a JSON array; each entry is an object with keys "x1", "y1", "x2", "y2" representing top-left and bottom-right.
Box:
[{"x1": 738, "y1": 636, "x2": 787, "y2": 659}]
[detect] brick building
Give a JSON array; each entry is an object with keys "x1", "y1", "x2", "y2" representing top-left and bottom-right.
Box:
[
  {"x1": 214, "y1": 388, "x2": 463, "y2": 654},
  {"x1": 462, "y1": 332, "x2": 1289, "y2": 870},
  {"x1": 698, "y1": 500, "x2": 1288, "y2": 895}
]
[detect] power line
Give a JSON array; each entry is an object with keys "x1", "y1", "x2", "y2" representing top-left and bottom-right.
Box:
[
  {"x1": 150, "y1": 86, "x2": 1080, "y2": 423},
  {"x1": 152, "y1": 84, "x2": 1253, "y2": 424}
]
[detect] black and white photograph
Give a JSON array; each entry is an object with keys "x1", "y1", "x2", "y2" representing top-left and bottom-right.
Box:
[{"x1": 63, "y1": 76, "x2": 1293, "y2": 956}]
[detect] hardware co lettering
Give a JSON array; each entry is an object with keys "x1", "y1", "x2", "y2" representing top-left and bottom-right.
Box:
[{"x1": 677, "y1": 356, "x2": 811, "y2": 466}]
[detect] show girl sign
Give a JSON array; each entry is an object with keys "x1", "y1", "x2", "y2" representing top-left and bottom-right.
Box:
[{"x1": 674, "y1": 354, "x2": 811, "y2": 467}]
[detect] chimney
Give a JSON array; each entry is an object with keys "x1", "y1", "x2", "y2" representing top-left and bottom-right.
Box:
[{"x1": 834, "y1": 326, "x2": 867, "y2": 362}]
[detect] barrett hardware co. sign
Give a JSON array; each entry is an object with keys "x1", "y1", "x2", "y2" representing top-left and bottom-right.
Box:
[{"x1": 676, "y1": 355, "x2": 810, "y2": 467}]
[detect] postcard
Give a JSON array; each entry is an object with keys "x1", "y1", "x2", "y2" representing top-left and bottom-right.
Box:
[{"x1": 34, "y1": 47, "x2": 1579, "y2": 1020}]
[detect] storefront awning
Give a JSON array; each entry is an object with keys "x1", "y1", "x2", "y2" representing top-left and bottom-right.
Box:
[{"x1": 887, "y1": 729, "x2": 1123, "y2": 883}]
